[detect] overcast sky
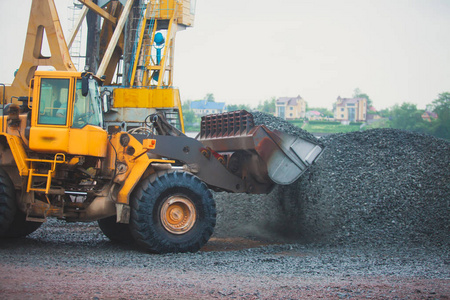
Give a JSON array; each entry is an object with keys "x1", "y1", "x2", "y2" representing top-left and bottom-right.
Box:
[{"x1": 0, "y1": 0, "x2": 449, "y2": 110}]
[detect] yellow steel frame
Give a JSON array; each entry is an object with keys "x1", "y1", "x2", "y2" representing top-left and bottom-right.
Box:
[
  {"x1": 78, "y1": 0, "x2": 118, "y2": 24},
  {"x1": 123, "y1": 1, "x2": 185, "y2": 133},
  {"x1": 1, "y1": 0, "x2": 76, "y2": 103}
]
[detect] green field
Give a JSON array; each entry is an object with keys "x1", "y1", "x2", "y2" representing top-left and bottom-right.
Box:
[
  {"x1": 291, "y1": 121, "x2": 361, "y2": 133},
  {"x1": 299, "y1": 122, "x2": 364, "y2": 134},
  {"x1": 184, "y1": 125, "x2": 200, "y2": 132}
]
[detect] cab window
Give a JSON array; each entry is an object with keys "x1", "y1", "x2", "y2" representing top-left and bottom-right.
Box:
[
  {"x1": 72, "y1": 79, "x2": 103, "y2": 128},
  {"x1": 38, "y1": 78, "x2": 70, "y2": 125}
]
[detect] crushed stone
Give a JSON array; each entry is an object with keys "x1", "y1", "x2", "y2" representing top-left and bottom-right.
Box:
[{"x1": 215, "y1": 117, "x2": 450, "y2": 248}]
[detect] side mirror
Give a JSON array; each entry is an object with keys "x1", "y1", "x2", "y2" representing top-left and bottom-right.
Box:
[
  {"x1": 101, "y1": 90, "x2": 111, "y2": 113},
  {"x1": 81, "y1": 75, "x2": 89, "y2": 97}
]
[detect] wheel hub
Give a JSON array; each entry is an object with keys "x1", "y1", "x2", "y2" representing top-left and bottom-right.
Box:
[{"x1": 160, "y1": 196, "x2": 196, "y2": 234}]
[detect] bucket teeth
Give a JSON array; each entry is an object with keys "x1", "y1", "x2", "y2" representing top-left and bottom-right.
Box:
[{"x1": 200, "y1": 110, "x2": 255, "y2": 139}]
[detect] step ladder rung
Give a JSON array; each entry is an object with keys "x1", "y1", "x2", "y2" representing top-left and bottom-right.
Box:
[
  {"x1": 30, "y1": 173, "x2": 50, "y2": 177},
  {"x1": 28, "y1": 188, "x2": 47, "y2": 192},
  {"x1": 26, "y1": 153, "x2": 66, "y2": 194}
]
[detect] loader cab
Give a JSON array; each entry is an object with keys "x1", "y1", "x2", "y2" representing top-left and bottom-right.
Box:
[{"x1": 28, "y1": 71, "x2": 108, "y2": 157}]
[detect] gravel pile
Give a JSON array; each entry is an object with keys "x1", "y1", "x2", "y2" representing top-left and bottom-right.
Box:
[
  {"x1": 279, "y1": 129, "x2": 450, "y2": 247},
  {"x1": 251, "y1": 111, "x2": 322, "y2": 145},
  {"x1": 214, "y1": 118, "x2": 450, "y2": 248}
]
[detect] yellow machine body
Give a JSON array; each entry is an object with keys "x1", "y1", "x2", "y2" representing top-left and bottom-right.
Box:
[
  {"x1": 152, "y1": 0, "x2": 196, "y2": 27},
  {"x1": 114, "y1": 87, "x2": 180, "y2": 108},
  {"x1": 28, "y1": 71, "x2": 108, "y2": 157},
  {"x1": 110, "y1": 87, "x2": 185, "y2": 132},
  {"x1": 0, "y1": 69, "x2": 172, "y2": 220}
]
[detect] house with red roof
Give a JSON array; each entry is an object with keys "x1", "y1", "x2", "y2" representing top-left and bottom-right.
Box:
[
  {"x1": 421, "y1": 111, "x2": 438, "y2": 122},
  {"x1": 305, "y1": 110, "x2": 323, "y2": 120}
]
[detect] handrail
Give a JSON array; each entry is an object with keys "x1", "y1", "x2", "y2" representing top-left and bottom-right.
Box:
[
  {"x1": 26, "y1": 153, "x2": 66, "y2": 194},
  {"x1": 26, "y1": 153, "x2": 66, "y2": 166},
  {"x1": 0, "y1": 83, "x2": 5, "y2": 133},
  {"x1": 28, "y1": 78, "x2": 34, "y2": 110}
]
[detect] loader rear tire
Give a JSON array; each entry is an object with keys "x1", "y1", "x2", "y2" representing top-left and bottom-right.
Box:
[
  {"x1": 98, "y1": 216, "x2": 134, "y2": 244},
  {"x1": 2, "y1": 211, "x2": 42, "y2": 238},
  {"x1": 130, "y1": 171, "x2": 216, "y2": 253},
  {"x1": 0, "y1": 167, "x2": 41, "y2": 238},
  {"x1": 0, "y1": 167, "x2": 17, "y2": 236}
]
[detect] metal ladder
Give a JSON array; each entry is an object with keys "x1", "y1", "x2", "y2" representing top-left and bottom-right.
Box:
[
  {"x1": 26, "y1": 153, "x2": 65, "y2": 194},
  {"x1": 129, "y1": 0, "x2": 178, "y2": 87},
  {"x1": 128, "y1": 1, "x2": 154, "y2": 85},
  {"x1": 68, "y1": 0, "x2": 85, "y2": 71}
]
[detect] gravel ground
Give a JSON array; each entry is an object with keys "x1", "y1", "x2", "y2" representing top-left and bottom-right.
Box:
[{"x1": 0, "y1": 219, "x2": 448, "y2": 299}]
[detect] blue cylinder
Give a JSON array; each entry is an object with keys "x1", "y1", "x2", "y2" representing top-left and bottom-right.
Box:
[{"x1": 154, "y1": 32, "x2": 165, "y2": 46}]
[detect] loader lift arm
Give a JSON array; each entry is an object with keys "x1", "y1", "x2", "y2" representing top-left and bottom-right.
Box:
[{"x1": 134, "y1": 110, "x2": 324, "y2": 195}]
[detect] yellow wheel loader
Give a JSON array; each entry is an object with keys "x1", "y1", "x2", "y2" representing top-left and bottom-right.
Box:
[{"x1": 0, "y1": 70, "x2": 323, "y2": 253}]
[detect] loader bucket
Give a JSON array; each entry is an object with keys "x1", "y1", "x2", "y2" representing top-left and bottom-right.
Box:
[
  {"x1": 197, "y1": 111, "x2": 324, "y2": 190},
  {"x1": 256, "y1": 127, "x2": 324, "y2": 185}
]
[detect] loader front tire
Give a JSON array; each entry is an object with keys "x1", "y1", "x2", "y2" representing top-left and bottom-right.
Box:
[
  {"x1": 130, "y1": 171, "x2": 216, "y2": 253},
  {"x1": 98, "y1": 215, "x2": 134, "y2": 244}
]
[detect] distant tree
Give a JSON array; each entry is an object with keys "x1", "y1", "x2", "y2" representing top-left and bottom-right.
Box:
[
  {"x1": 182, "y1": 99, "x2": 191, "y2": 111},
  {"x1": 377, "y1": 108, "x2": 391, "y2": 118},
  {"x1": 227, "y1": 104, "x2": 252, "y2": 112},
  {"x1": 389, "y1": 103, "x2": 430, "y2": 133},
  {"x1": 431, "y1": 92, "x2": 450, "y2": 140},
  {"x1": 353, "y1": 88, "x2": 373, "y2": 107},
  {"x1": 257, "y1": 97, "x2": 276, "y2": 114},
  {"x1": 182, "y1": 109, "x2": 197, "y2": 126},
  {"x1": 205, "y1": 93, "x2": 215, "y2": 102}
]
